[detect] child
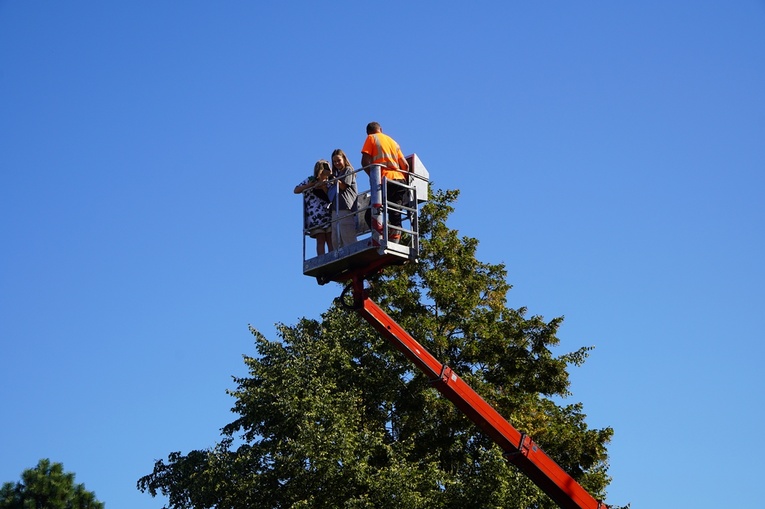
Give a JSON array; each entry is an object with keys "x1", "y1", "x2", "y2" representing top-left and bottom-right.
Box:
[{"x1": 294, "y1": 160, "x2": 333, "y2": 255}]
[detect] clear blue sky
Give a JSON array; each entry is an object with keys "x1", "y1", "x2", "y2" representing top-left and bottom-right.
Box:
[{"x1": 2, "y1": 2, "x2": 763, "y2": 508}]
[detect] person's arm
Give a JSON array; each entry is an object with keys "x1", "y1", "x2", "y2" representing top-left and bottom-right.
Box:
[
  {"x1": 335, "y1": 168, "x2": 353, "y2": 191},
  {"x1": 294, "y1": 179, "x2": 314, "y2": 194},
  {"x1": 361, "y1": 135, "x2": 374, "y2": 174},
  {"x1": 398, "y1": 150, "x2": 409, "y2": 174},
  {"x1": 361, "y1": 153, "x2": 372, "y2": 174}
]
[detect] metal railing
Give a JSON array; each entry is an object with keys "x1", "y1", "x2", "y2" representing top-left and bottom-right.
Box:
[{"x1": 300, "y1": 163, "x2": 428, "y2": 263}]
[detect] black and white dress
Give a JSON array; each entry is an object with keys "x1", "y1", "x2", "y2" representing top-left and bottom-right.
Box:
[{"x1": 298, "y1": 177, "x2": 331, "y2": 237}]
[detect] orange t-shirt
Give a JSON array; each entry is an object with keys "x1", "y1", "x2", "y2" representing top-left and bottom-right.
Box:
[{"x1": 361, "y1": 133, "x2": 407, "y2": 181}]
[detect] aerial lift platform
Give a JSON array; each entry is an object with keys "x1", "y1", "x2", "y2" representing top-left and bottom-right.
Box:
[
  {"x1": 300, "y1": 157, "x2": 609, "y2": 509},
  {"x1": 302, "y1": 155, "x2": 428, "y2": 284}
]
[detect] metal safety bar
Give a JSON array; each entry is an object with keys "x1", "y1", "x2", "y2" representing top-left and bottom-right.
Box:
[{"x1": 300, "y1": 156, "x2": 429, "y2": 283}]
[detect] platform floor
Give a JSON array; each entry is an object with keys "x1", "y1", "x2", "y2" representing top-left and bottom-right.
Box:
[{"x1": 303, "y1": 237, "x2": 414, "y2": 282}]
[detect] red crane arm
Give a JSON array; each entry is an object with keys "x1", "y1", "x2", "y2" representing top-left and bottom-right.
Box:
[{"x1": 354, "y1": 288, "x2": 608, "y2": 509}]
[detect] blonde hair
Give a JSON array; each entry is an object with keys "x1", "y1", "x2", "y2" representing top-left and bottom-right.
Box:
[{"x1": 313, "y1": 159, "x2": 331, "y2": 178}]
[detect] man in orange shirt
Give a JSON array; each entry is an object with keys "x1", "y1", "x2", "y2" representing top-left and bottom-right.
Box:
[{"x1": 361, "y1": 122, "x2": 410, "y2": 242}]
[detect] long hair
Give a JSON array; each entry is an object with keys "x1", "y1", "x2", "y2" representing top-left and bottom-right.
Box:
[{"x1": 331, "y1": 149, "x2": 354, "y2": 171}]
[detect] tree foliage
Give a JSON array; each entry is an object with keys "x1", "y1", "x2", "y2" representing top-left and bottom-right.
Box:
[
  {"x1": 0, "y1": 459, "x2": 104, "y2": 509},
  {"x1": 138, "y1": 189, "x2": 616, "y2": 508}
]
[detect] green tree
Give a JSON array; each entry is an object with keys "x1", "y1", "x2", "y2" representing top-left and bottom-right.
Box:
[
  {"x1": 0, "y1": 459, "x2": 104, "y2": 509},
  {"x1": 138, "y1": 189, "x2": 616, "y2": 508}
]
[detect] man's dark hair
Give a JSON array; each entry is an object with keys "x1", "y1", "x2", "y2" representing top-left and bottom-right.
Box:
[{"x1": 366, "y1": 122, "x2": 381, "y2": 135}]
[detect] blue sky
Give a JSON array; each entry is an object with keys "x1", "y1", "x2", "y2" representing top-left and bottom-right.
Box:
[{"x1": 2, "y1": 2, "x2": 764, "y2": 508}]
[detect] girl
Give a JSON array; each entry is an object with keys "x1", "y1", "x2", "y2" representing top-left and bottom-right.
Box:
[
  {"x1": 329, "y1": 149, "x2": 358, "y2": 248},
  {"x1": 294, "y1": 160, "x2": 333, "y2": 255}
]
